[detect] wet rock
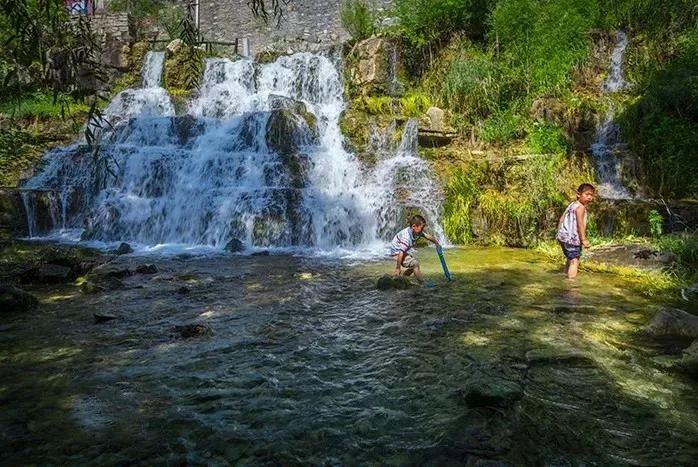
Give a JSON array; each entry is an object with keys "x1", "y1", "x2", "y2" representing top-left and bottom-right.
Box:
[
  {"x1": 682, "y1": 283, "x2": 698, "y2": 303},
  {"x1": 376, "y1": 274, "x2": 413, "y2": 290},
  {"x1": 173, "y1": 323, "x2": 212, "y2": 339},
  {"x1": 417, "y1": 129, "x2": 456, "y2": 148},
  {"x1": 265, "y1": 108, "x2": 312, "y2": 155},
  {"x1": 225, "y1": 238, "x2": 245, "y2": 253},
  {"x1": 678, "y1": 340, "x2": 698, "y2": 378},
  {"x1": 176, "y1": 286, "x2": 191, "y2": 295},
  {"x1": 135, "y1": 264, "x2": 158, "y2": 274},
  {"x1": 20, "y1": 264, "x2": 73, "y2": 284},
  {"x1": 90, "y1": 263, "x2": 133, "y2": 279},
  {"x1": 525, "y1": 348, "x2": 594, "y2": 366},
  {"x1": 171, "y1": 115, "x2": 205, "y2": 145},
  {"x1": 115, "y1": 242, "x2": 133, "y2": 255},
  {"x1": 93, "y1": 312, "x2": 116, "y2": 323},
  {"x1": 80, "y1": 281, "x2": 105, "y2": 295},
  {"x1": 641, "y1": 307, "x2": 698, "y2": 340},
  {"x1": 0, "y1": 285, "x2": 38, "y2": 312},
  {"x1": 251, "y1": 250, "x2": 270, "y2": 256},
  {"x1": 458, "y1": 371, "x2": 523, "y2": 408}
]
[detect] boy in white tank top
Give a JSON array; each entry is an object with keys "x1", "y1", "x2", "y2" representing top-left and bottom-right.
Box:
[{"x1": 556, "y1": 183, "x2": 595, "y2": 279}]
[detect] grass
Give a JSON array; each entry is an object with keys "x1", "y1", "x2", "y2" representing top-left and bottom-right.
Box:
[
  {"x1": 535, "y1": 240, "x2": 685, "y2": 299},
  {"x1": 0, "y1": 92, "x2": 89, "y2": 120}
]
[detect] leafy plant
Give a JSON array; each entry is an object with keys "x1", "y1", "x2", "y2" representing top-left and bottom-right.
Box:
[
  {"x1": 340, "y1": 0, "x2": 376, "y2": 41},
  {"x1": 648, "y1": 209, "x2": 663, "y2": 238},
  {"x1": 399, "y1": 93, "x2": 431, "y2": 117},
  {"x1": 525, "y1": 122, "x2": 568, "y2": 155}
]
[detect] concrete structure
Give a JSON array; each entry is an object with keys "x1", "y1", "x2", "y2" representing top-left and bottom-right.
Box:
[{"x1": 195, "y1": 0, "x2": 393, "y2": 54}]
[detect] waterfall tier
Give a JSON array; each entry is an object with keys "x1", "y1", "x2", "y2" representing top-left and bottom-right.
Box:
[{"x1": 22, "y1": 52, "x2": 446, "y2": 254}]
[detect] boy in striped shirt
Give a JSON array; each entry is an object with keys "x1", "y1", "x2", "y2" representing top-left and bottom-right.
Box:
[{"x1": 389, "y1": 215, "x2": 440, "y2": 284}]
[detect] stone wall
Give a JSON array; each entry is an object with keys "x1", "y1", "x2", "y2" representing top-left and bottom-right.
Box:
[
  {"x1": 197, "y1": 0, "x2": 393, "y2": 54},
  {"x1": 90, "y1": 12, "x2": 135, "y2": 71}
]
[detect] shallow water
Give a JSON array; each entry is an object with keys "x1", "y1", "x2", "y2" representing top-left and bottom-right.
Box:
[{"x1": 1, "y1": 247, "x2": 696, "y2": 465}]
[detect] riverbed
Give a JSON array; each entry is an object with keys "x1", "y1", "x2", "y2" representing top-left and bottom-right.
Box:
[{"x1": 1, "y1": 247, "x2": 696, "y2": 465}]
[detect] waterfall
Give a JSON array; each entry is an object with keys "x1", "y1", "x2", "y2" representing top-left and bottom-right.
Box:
[
  {"x1": 592, "y1": 31, "x2": 632, "y2": 200},
  {"x1": 21, "y1": 52, "x2": 446, "y2": 255}
]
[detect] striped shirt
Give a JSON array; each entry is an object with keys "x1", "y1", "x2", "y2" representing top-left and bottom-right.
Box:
[{"x1": 389, "y1": 227, "x2": 423, "y2": 255}]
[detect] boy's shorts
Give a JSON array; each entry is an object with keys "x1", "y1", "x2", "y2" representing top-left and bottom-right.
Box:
[
  {"x1": 559, "y1": 241, "x2": 582, "y2": 260},
  {"x1": 399, "y1": 248, "x2": 419, "y2": 268}
]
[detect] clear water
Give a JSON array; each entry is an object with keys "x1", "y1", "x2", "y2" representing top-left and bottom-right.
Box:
[{"x1": 1, "y1": 248, "x2": 696, "y2": 464}]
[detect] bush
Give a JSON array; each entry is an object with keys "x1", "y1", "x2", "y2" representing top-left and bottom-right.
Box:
[
  {"x1": 392, "y1": 0, "x2": 473, "y2": 48},
  {"x1": 525, "y1": 122, "x2": 569, "y2": 155},
  {"x1": 340, "y1": 0, "x2": 376, "y2": 41},
  {"x1": 658, "y1": 233, "x2": 698, "y2": 278},
  {"x1": 441, "y1": 48, "x2": 500, "y2": 120},
  {"x1": 399, "y1": 93, "x2": 431, "y2": 117}
]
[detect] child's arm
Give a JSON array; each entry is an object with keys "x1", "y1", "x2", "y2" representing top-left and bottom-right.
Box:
[
  {"x1": 575, "y1": 204, "x2": 590, "y2": 248},
  {"x1": 423, "y1": 233, "x2": 441, "y2": 247}
]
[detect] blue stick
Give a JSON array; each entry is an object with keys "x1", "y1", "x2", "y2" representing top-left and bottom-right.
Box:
[{"x1": 436, "y1": 246, "x2": 453, "y2": 281}]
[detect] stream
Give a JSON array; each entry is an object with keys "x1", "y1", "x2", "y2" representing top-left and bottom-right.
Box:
[{"x1": 1, "y1": 247, "x2": 696, "y2": 465}]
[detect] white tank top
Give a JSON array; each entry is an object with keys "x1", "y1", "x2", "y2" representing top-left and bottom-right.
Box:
[{"x1": 556, "y1": 201, "x2": 586, "y2": 245}]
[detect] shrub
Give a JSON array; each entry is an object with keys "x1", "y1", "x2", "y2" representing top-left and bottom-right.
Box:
[
  {"x1": 525, "y1": 122, "x2": 569, "y2": 155},
  {"x1": 441, "y1": 48, "x2": 500, "y2": 120},
  {"x1": 479, "y1": 106, "x2": 525, "y2": 145},
  {"x1": 340, "y1": 0, "x2": 376, "y2": 41},
  {"x1": 399, "y1": 93, "x2": 431, "y2": 117}
]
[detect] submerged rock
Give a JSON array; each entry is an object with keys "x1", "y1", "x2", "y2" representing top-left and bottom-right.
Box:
[
  {"x1": 93, "y1": 312, "x2": 117, "y2": 324},
  {"x1": 458, "y1": 371, "x2": 524, "y2": 408},
  {"x1": 525, "y1": 348, "x2": 594, "y2": 366},
  {"x1": 80, "y1": 281, "x2": 105, "y2": 295},
  {"x1": 135, "y1": 264, "x2": 158, "y2": 274},
  {"x1": 0, "y1": 285, "x2": 38, "y2": 313},
  {"x1": 225, "y1": 238, "x2": 245, "y2": 253},
  {"x1": 173, "y1": 323, "x2": 212, "y2": 339},
  {"x1": 376, "y1": 274, "x2": 413, "y2": 290},
  {"x1": 641, "y1": 307, "x2": 698, "y2": 340},
  {"x1": 20, "y1": 264, "x2": 73, "y2": 284},
  {"x1": 115, "y1": 242, "x2": 133, "y2": 255}
]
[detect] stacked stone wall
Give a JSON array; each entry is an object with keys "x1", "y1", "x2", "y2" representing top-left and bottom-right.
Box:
[{"x1": 198, "y1": 0, "x2": 393, "y2": 53}]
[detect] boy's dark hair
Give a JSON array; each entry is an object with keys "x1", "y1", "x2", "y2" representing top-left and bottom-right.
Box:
[
  {"x1": 409, "y1": 214, "x2": 427, "y2": 226},
  {"x1": 577, "y1": 183, "x2": 595, "y2": 193}
]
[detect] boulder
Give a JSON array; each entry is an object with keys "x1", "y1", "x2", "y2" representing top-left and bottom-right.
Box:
[
  {"x1": 115, "y1": 242, "x2": 133, "y2": 255},
  {"x1": 641, "y1": 307, "x2": 698, "y2": 340},
  {"x1": 135, "y1": 264, "x2": 158, "y2": 274},
  {"x1": 679, "y1": 340, "x2": 698, "y2": 378},
  {"x1": 347, "y1": 36, "x2": 397, "y2": 97},
  {"x1": 682, "y1": 283, "x2": 698, "y2": 303},
  {"x1": 80, "y1": 281, "x2": 105, "y2": 295},
  {"x1": 425, "y1": 107, "x2": 446, "y2": 132},
  {"x1": 225, "y1": 238, "x2": 245, "y2": 253},
  {"x1": 173, "y1": 323, "x2": 212, "y2": 339},
  {"x1": 166, "y1": 38, "x2": 184, "y2": 55},
  {"x1": 265, "y1": 108, "x2": 311, "y2": 155},
  {"x1": 0, "y1": 285, "x2": 38, "y2": 313},
  {"x1": 458, "y1": 371, "x2": 523, "y2": 408},
  {"x1": 376, "y1": 274, "x2": 413, "y2": 290},
  {"x1": 20, "y1": 264, "x2": 73, "y2": 284}
]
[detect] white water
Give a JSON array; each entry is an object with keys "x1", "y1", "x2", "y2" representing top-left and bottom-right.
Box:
[
  {"x1": 22, "y1": 52, "x2": 446, "y2": 255},
  {"x1": 592, "y1": 31, "x2": 632, "y2": 200}
]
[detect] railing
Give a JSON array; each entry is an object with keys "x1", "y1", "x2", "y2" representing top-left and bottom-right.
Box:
[{"x1": 148, "y1": 39, "x2": 240, "y2": 56}]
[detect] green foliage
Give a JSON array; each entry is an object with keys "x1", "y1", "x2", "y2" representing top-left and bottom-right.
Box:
[
  {"x1": 108, "y1": 0, "x2": 167, "y2": 18},
  {"x1": 399, "y1": 93, "x2": 431, "y2": 117},
  {"x1": 443, "y1": 165, "x2": 482, "y2": 243},
  {"x1": 0, "y1": 129, "x2": 35, "y2": 186},
  {"x1": 525, "y1": 122, "x2": 568, "y2": 155},
  {"x1": 158, "y1": 4, "x2": 184, "y2": 39},
  {"x1": 619, "y1": 29, "x2": 698, "y2": 198},
  {"x1": 648, "y1": 209, "x2": 663, "y2": 238},
  {"x1": 364, "y1": 96, "x2": 394, "y2": 115},
  {"x1": 0, "y1": 92, "x2": 89, "y2": 119},
  {"x1": 479, "y1": 106, "x2": 524, "y2": 145},
  {"x1": 658, "y1": 233, "x2": 698, "y2": 278},
  {"x1": 340, "y1": 0, "x2": 376, "y2": 41},
  {"x1": 491, "y1": 0, "x2": 598, "y2": 97},
  {"x1": 441, "y1": 48, "x2": 501, "y2": 120},
  {"x1": 392, "y1": 0, "x2": 474, "y2": 48}
]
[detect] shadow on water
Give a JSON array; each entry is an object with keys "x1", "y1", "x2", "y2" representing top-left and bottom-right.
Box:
[{"x1": 1, "y1": 247, "x2": 697, "y2": 465}]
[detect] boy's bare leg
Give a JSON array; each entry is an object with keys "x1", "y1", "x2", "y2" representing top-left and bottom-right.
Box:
[
  {"x1": 412, "y1": 265, "x2": 424, "y2": 283},
  {"x1": 566, "y1": 258, "x2": 579, "y2": 279},
  {"x1": 564, "y1": 259, "x2": 570, "y2": 275}
]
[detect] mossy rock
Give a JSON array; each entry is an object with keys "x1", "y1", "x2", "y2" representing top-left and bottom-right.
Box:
[
  {"x1": 164, "y1": 44, "x2": 204, "y2": 92},
  {"x1": 376, "y1": 274, "x2": 413, "y2": 290}
]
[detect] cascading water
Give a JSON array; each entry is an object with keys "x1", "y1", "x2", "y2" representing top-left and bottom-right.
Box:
[
  {"x1": 591, "y1": 31, "x2": 632, "y2": 199},
  {"x1": 21, "y1": 51, "x2": 446, "y2": 254}
]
